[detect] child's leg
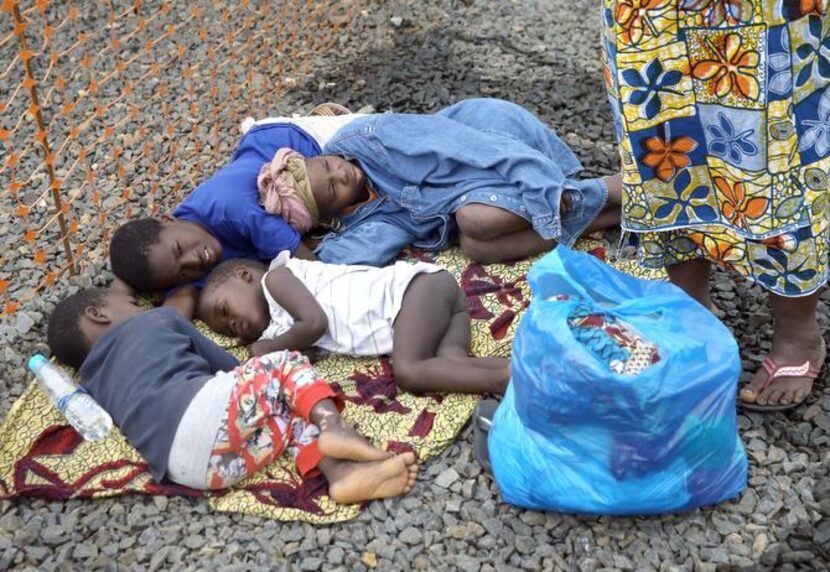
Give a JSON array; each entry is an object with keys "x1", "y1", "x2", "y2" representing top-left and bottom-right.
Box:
[
  {"x1": 434, "y1": 281, "x2": 512, "y2": 370},
  {"x1": 393, "y1": 272, "x2": 509, "y2": 394},
  {"x1": 317, "y1": 453, "x2": 418, "y2": 505},
  {"x1": 272, "y1": 352, "x2": 387, "y2": 463}
]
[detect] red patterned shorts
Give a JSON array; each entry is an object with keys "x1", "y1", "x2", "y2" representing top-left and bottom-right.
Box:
[{"x1": 205, "y1": 351, "x2": 341, "y2": 490}]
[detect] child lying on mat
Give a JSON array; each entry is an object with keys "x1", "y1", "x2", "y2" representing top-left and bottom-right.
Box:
[
  {"x1": 196, "y1": 253, "x2": 511, "y2": 395},
  {"x1": 46, "y1": 287, "x2": 417, "y2": 500}
]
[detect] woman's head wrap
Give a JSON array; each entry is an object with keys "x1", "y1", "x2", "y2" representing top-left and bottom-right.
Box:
[{"x1": 257, "y1": 148, "x2": 319, "y2": 232}]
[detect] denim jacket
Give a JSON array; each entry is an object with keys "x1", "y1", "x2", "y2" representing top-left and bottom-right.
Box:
[{"x1": 316, "y1": 99, "x2": 607, "y2": 266}]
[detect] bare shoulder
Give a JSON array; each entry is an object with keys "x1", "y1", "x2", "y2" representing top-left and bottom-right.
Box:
[{"x1": 264, "y1": 266, "x2": 303, "y2": 298}]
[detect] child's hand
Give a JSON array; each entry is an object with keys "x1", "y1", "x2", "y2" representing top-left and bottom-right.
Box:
[{"x1": 163, "y1": 285, "x2": 199, "y2": 319}]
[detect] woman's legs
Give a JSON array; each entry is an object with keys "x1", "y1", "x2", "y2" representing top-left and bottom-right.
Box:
[
  {"x1": 664, "y1": 258, "x2": 713, "y2": 309},
  {"x1": 740, "y1": 292, "x2": 825, "y2": 407},
  {"x1": 459, "y1": 228, "x2": 556, "y2": 264},
  {"x1": 455, "y1": 174, "x2": 622, "y2": 264},
  {"x1": 392, "y1": 272, "x2": 510, "y2": 394},
  {"x1": 665, "y1": 258, "x2": 825, "y2": 407}
]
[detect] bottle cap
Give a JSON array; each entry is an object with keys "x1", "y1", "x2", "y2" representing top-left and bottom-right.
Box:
[{"x1": 28, "y1": 354, "x2": 48, "y2": 372}]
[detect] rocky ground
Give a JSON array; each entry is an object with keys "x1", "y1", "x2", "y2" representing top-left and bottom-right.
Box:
[{"x1": 1, "y1": 0, "x2": 829, "y2": 570}]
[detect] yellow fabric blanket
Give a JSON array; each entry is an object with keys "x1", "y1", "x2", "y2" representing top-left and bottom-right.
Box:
[{"x1": 0, "y1": 241, "x2": 662, "y2": 523}]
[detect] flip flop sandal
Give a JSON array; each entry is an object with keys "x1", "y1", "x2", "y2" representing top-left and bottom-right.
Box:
[
  {"x1": 308, "y1": 102, "x2": 352, "y2": 117},
  {"x1": 473, "y1": 399, "x2": 499, "y2": 474},
  {"x1": 741, "y1": 356, "x2": 822, "y2": 412}
]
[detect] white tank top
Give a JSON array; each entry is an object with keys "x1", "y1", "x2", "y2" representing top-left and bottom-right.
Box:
[{"x1": 259, "y1": 251, "x2": 441, "y2": 356}]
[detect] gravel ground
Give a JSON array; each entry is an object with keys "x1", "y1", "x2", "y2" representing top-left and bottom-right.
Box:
[{"x1": 2, "y1": 0, "x2": 829, "y2": 570}]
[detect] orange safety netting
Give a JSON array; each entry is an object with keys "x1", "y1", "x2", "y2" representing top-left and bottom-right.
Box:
[{"x1": 1, "y1": 0, "x2": 358, "y2": 318}]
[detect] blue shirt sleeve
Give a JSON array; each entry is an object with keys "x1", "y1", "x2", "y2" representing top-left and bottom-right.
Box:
[
  {"x1": 233, "y1": 123, "x2": 322, "y2": 162},
  {"x1": 240, "y1": 203, "x2": 301, "y2": 260},
  {"x1": 174, "y1": 157, "x2": 301, "y2": 262}
]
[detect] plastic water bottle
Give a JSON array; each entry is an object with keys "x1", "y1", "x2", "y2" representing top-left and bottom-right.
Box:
[{"x1": 27, "y1": 355, "x2": 113, "y2": 442}]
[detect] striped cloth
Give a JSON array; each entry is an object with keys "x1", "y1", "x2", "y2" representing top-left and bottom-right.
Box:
[{"x1": 260, "y1": 251, "x2": 442, "y2": 356}]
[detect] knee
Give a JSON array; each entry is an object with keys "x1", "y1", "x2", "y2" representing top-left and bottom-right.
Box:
[
  {"x1": 393, "y1": 360, "x2": 423, "y2": 394},
  {"x1": 459, "y1": 234, "x2": 499, "y2": 264},
  {"x1": 456, "y1": 206, "x2": 495, "y2": 241}
]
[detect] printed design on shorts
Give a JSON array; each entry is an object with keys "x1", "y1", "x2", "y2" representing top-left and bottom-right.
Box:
[{"x1": 206, "y1": 352, "x2": 324, "y2": 491}]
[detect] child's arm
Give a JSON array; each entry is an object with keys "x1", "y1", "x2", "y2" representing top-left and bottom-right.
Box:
[
  {"x1": 248, "y1": 267, "x2": 328, "y2": 356},
  {"x1": 162, "y1": 284, "x2": 199, "y2": 320},
  {"x1": 292, "y1": 241, "x2": 317, "y2": 261}
]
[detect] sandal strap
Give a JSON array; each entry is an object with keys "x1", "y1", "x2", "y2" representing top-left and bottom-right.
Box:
[{"x1": 758, "y1": 357, "x2": 819, "y2": 395}]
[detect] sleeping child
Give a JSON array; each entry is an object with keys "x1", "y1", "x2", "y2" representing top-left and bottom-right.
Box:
[
  {"x1": 46, "y1": 287, "x2": 417, "y2": 500},
  {"x1": 196, "y1": 253, "x2": 511, "y2": 395}
]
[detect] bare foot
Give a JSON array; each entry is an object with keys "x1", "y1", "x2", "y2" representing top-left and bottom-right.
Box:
[
  {"x1": 740, "y1": 331, "x2": 826, "y2": 408},
  {"x1": 318, "y1": 420, "x2": 389, "y2": 462},
  {"x1": 324, "y1": 453, "x2": 418, "y2": 504}
]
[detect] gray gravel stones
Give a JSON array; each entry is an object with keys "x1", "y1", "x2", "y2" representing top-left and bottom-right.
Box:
[
  {"x1": 2, "y1": 0, "x2": 830, "y2": 570},
  {"x1": 435, "y1": 467, "x2": 461, "y2": 489}
]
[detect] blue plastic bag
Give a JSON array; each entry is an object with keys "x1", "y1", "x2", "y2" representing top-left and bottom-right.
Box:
[{"x1": 489, "y1": 247, "x2": 747, "y2": 514}]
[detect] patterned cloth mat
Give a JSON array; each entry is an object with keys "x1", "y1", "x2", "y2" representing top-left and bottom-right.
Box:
[{"x1": 0, "y1": 238, "x2": 663, "y2": 523}]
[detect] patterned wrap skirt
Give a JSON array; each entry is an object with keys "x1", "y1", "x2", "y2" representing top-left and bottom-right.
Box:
[{"x1": 601, "y1": 1, "x2": 830, "y2": 297}]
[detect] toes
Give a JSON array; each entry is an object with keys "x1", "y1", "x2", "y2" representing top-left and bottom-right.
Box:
[
  {"x1": 739, "y1": 388, "x2": 757, "y2": 403},
  {"x1": 786, "y1": 388, "x2": 802, "y2": 405},
  {"x1": 400, "y1": 452, "x2": 416, "y2": 466},
  {"x1": 766, "y1": 387, "x2": 786, "y2": 406},
  {"x1": 793, "y1": 388, "x2": 807, "y2": 404}
]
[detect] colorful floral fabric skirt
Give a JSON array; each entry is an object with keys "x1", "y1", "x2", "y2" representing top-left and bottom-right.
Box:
[{"x1": 601, "y1": 1, "x2": 830, "y2": 296}]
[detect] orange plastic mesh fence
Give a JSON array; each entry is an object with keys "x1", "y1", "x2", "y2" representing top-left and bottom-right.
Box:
[{"x1": 1, "y1": 0, "x2": 357, "y2": 318}]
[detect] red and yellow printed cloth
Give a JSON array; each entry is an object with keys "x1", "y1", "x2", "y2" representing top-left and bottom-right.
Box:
[{"x1": 0, "y1": 240, "x2": 662, "y2": 523}]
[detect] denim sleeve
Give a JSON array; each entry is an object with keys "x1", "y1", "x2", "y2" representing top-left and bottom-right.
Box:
[{"x1": 315, "y1": 220, "x2": 416, "y2": 266}]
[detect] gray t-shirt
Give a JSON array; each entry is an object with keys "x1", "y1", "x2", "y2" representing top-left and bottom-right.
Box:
[{"x1": 80, "y1": 308, "x2": 239, "y2": 482}]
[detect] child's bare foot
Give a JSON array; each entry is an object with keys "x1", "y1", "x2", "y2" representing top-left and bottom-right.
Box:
[
  {"x1": 310, "y1": 398, "x2": 387, "y2": 462},
  {"x1": 318, "y1": 420, "x2": 389, "y2": 462},
  {"x1": 324, "y1": 453, "x2": 418, "y2": 504}
]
